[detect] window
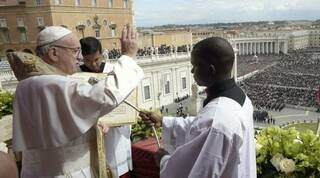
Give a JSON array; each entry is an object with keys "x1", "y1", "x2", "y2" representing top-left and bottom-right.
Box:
[
  {"x1": 87, "y1": 19, "x2": 91, "y2": 26},
  {"x1": 17, "y1": 18, "x2": 24, "y2": 27},
  {"x1": 55, "y1": 0, "x2": 62, "y2": 5},
  {"x1": 1, "y1": 30, "x2": 10, "y2": 43},
  {"x1": 180, "y1": 71, "x2": 187, "y2": 90},
  {"x1": 36, "y1": 17, "x2": 44, "y2": 26},
  {"x1": 108, "y1": 0, "x2": 113, "y2": 7},
  {"x1": 144, "y1": 85, "x2": 151, "y2": 100},
  {"x1": 0, "y1": 19, "x2": 7, "y2": 28},
  {"x1": 162, "y1": 74, "x2": 171, "y2": 94},
  {"x1": 92, "y1": 0, "x2": 96, "y2": 6},
  {"x1": 20, "y1": 29, "x2": 27, "y2": 42},
  {"x1": 182, "y1": 77, "x2": 187, "y2": 89},
  {"x1": 111, "y1": 27, "x2": 116, "y2": 37},
  {"x1": 123, "y1": 0, "x2": 128, "y2": 8},
  {"x1": 165, "y1": 80, "x2": 170, "y2": 94},
  {"x1": 142, "y1": 78, "x2": 152, "y2": 101},
  {"x1": 95, "y1": 29, "x2": 100, "y2": 38},
  {"x1": 75, "y1": 0, "x2": 80, "y2": 6},
  {"x1": 35, "y1": 0, "x2": 41, "y2": 6}
]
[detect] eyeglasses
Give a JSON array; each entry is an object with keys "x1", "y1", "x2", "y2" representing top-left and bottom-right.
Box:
[{"x1": 52, "y1": 45, "x2": 82, "y2": 57}]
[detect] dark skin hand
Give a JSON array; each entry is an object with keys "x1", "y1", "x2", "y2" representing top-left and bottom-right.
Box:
[
  {"x1": 138, "y1": 111, "x2": 163, "y2": 128},
  {"x1": 139, "y1": 111, "x2": 169, "y2": 166}
]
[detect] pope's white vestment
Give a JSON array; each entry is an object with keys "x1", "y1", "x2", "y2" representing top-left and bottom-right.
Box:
[
  {"x1": 12, "y1": 56, "x2": 144, "y2": 178},
  {"x1": 102, "y1": 60, "x2": 133, "y2": 178}
]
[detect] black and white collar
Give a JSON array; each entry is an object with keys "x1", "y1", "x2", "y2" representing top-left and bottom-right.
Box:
[{"x1": 203, "y1": 78, "x2": 246, "y2": 107}]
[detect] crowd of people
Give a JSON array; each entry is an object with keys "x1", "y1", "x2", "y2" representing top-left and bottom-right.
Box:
[
  {"x1": 242, "y1": 84, "x2": 314, "y2": 108},
  {"x1": 237, "y1": 55, "x2": 280, "y2": 77},
  {"x1": 175, "y1": 103, "x2": 187, "y2": 118},
  {"x1": 242, "y1": 51, "x2": 320, "y2": 109},
  {"x1": 246, "y1": 67, "x2": 320, "y2": 89},
  {"x1": 245, "y1": 53, "x2": 320, "y2": 89},
  {"x1": 253, "y1": 110, "x2": 276, "y2": 124},
  {"x1": 174, "y1": 94, "x2": 190, "y2": 103},
  {"x1": 107, "y1": 48, "x2": 121, "y2": 59},
  {"x1": 278, "y1": 54, "x2": 320, "y2": 76},
  {"x1": 106, "y1": 44, "x2": 192, "y2": 59},
  {"x1": 137, "y1": 47, "x2": 153, "y2": 56}
]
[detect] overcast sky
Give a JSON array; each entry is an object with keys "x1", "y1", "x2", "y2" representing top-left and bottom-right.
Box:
[{"x1": 134, "y1": 0, "x2": 320, "y2": 27}]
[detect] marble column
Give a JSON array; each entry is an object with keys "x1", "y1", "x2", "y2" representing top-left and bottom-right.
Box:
[
  {"x1": 246, "y1": 43, "x2": 249, "y2": 55},
  {"x1": 283, "y1": 41, "x2": 288, "y2": 54},
  {"x1": 251, "y1": 42, "x2": 254, "y2": 55},
  {"x1": 275, "y1": 41, "x2": 280, "y2": 54}
]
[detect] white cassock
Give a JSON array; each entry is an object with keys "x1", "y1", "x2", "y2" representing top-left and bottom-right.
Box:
[
  {"x1": 160, "y1": 96, "x2": 257, "y2": 178},
  {"x1": 102, "y1": 61, "x2": 133, "y2": 178},
  {"x1": 12, "y1": 56, "x2": 144, "y2": 178},
  {"x1": 104, "y1": 126, "x2": 132, "y2": 178}
]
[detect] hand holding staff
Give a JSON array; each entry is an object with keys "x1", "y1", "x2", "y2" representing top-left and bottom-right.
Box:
[{"x1": 123, "y1": 100, "x2": 161, "y2": 148}]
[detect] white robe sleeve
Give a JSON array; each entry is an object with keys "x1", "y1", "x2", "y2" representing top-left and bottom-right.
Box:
[
  {"x1": 13, "y1": 55, "x2": 144, "y2": 151},
  {"x1": 160, "y1": 128, "x2": 242, "y2": 178},
  {"x1": 162, "y1": 116, "x2": 195, "y2": 154}
]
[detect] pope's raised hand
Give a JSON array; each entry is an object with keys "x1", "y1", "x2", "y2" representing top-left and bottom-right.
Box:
[{"x1": 120, "y1": 24, "x2": 138, "y2": 58}]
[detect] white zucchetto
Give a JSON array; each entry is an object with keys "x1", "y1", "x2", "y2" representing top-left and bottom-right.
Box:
[{"x1": 36, "y1": 26, "x2": 72, "y2": 47}]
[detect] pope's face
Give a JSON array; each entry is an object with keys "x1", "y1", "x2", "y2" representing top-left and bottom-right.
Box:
[{"x1": 54, "y1": 34, "x2": 83, "y2": 74}]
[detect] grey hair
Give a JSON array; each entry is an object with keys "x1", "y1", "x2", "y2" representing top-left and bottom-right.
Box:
[
  {"x1": 35, "y1": 43, "x2": 52, "y2": 58},
  {"x1": 35, "y1": 40, "x2": 61, "y2": 58}
]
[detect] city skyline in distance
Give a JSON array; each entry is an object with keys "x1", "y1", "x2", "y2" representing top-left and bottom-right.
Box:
[{"x1": 134, "y1": 0, "x2": 320, "y2": 27}]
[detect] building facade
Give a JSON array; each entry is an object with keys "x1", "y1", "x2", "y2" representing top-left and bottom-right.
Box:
[
  {"x1": 288, "y1": 30, "x2": 310, "y2": 50},
  {"x1": 190, "y1": 27, "x2": 320, "y2": 55},
  {"x1": 138, "y1": 31, "x2": 192, "y2": 48},
  {"x1": 0, "y1": 0, "x2": 134, "y2": 56},
  {"x1": 309, "y1": 29, "x2": 320, "y2": 48},
  {"x1": 230, "y1": 37, "x2": 288, "y2": 55},
  {"x1": 134, "y1": 53, "x2": 194, "y2": 109}
]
